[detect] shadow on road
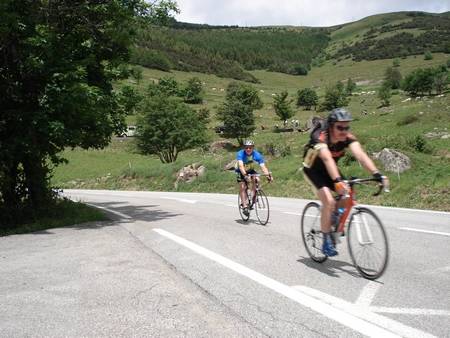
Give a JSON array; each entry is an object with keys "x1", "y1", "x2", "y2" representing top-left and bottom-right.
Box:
[{"x1": 296, "y1": 256, "x2": 361, "y2": 279}]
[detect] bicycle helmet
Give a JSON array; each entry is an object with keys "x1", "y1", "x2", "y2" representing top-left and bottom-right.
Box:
[
  {"x1": 243, "y1": 139, "x2": 254, "y2": 146},
  {"x1": 327, "y1": 108, "x2": 353, "y2": 124}
]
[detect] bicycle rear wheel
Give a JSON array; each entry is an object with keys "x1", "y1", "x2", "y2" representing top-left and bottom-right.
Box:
[
  {"x1": 301, "y1": 202, "x2": 327, "y2": 263},
  {"x1": 347, "y1": 207, "x2": 389, "y2": 280},
  {"x1": 255, "y1": 189, "x2": 270, "y2": 225},
  {"x1": 238, "y1": 191, "x2": 250, "y2": 222}
]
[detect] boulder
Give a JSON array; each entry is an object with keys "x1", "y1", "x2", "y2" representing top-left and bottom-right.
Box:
[
  {"x1": 224, "y1": 159, "x2": 237, "y2": 171},
  {"x1": 175, "y1": 163, "x2": 206, "y2": 188},
  {"x1": 209, "y1": 140, "x2": 235, "y2": 152},
  {"x1": 373, "y1": 148, "x2": 411, "y2": 173}
]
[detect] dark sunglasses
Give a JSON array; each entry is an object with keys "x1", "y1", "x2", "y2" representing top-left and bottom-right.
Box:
[
  {"x1": 335, "y1": 125, "x2": 350, "y2": 131},
  {"x1": 244, "y1": 146, "x2": 254, "y2": 149}
]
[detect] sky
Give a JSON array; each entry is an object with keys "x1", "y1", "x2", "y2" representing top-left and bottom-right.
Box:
[{"x1": 174, "y1": 0, "x2": 450, "y2": 27}]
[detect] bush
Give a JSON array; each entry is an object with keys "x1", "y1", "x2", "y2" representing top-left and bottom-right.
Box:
[{"x1": 407, "y1": 135, "x2": 432, "y2": 153}]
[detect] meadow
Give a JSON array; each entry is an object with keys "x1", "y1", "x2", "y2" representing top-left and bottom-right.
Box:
[{"x1": 52, "y1": 53, "x2": 450, "y2": 211}]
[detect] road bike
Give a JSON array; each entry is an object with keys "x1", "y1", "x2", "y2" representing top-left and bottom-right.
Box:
[
  {"x1": 238, "y1": 173, "x2": 270, "y2": 225},
  {"x1": 301, "y1": 177, "x2": 389, "y2": 280}
]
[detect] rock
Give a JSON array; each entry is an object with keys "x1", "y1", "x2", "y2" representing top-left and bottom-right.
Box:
[
  {"x1": 373, "y1": 148, "x2": 411, "y2": 173},
  {"x1": 224, "y1": 160, "x2": 237, "y2": 171},
  {"x1": 175, "y1": 163, "x2": 206, "y2": 188},
  {"x1": 210, "y1": 140, "x2": 235, "y2": 152}
]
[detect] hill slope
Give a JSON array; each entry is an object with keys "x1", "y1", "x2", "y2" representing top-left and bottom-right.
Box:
[{"x1": 131, "y1": 11, "x2": 450, "y2": 81}]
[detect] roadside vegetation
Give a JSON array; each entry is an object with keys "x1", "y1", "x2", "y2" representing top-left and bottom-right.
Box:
[
  {"x1": 2, "y1": 3, "x2": 449, "y2": 235},
  {"x1": 53, "y1": 53, "x2": 450, "y2": 212}
]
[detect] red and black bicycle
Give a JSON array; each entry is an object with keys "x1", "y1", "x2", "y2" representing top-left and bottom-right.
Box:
[{"x1": 301, "y1": 177, "x2": 389, "y2": 280}]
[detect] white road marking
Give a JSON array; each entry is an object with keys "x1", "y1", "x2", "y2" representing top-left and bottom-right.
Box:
[
  {"x1": 153, "y1": 228, "x2": 435, "y2": 338},
  {"x1": 399, "y1": 227, "x2": 450, "y2": 237},
  {"x1": 293, "y1": 286, "x2": 436, "y2": 338},
  {"x1": 161, "y1": 197, "x2": 197, "y2": 204},
  {"x1": 284, "y1": 211, "x2": 302, "y2": 216},
  {"x1": 355, "y1": 281, "x2": 382, "y2": 307},
  {"x1": 86, "y1": 203, "x2": 132, "y2": 219},
  {"x1": 370, "y1": 307, "x2": 450, "y2": 316}
]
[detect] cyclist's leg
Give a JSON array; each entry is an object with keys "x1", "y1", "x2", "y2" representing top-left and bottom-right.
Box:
[
  {"x1": 304, "y1": 168, "x2": 338, "y2": 256},
  {"x1": 236, "y1": 172, "x2": 249, "y2": 208},
  {"x1": 248, "y1": 170, "x2": 258, "y2": 206}
]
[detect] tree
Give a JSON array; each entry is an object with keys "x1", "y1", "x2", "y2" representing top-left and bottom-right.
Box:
[
  {"x1": 273, "y1": 91, "x2": 294, "y2": 122},
  {"x1": 424, "y1": 51, "x2": 433, "y2": 60},
  {"x1": 296, "y1": 88, "x2": 318, "y2": 110},
  {"x1": 320, "y1": 82, "x2": 350, "y2": 111},
  {"x1": 136, "y1": 95, "x2": 208, "y2": 163},
  {"x1": 393, "y1": 58, "x2": 400, "y2": 67},
  {"x1": 384, "y1": 67, "x2": 402, "y2": 89},
  {"x1": 158, "y1": 76, "x2": 180, "y2": 96},
  {"x1": 378, "y1": 84, "x2": 392, "y2": 107},
  {"x1": 216, "y1": 82, "x2": 262, "y2": 145},
  {"x1": 183, "y1": 77, "x2": 204, "y2": 104},
  {"x1": 345, "y1": 78, "x2": 357, "y2": 96},
  {"x1": 0, "y1": 0, "x2": 178, "y2": 224}
]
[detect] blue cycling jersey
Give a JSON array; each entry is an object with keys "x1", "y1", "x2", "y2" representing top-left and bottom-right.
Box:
[{"x1": 235, "y1": 149, "x2": 265, "y2": 172}]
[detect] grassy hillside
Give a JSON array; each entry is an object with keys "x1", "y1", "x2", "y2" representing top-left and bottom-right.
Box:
[{"x1": 53, "y1": 53, "x2": 450, "y2": 211}]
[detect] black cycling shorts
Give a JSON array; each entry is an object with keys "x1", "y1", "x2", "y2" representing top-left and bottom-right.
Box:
[
  {"x1": 236, "y1": 169, "x2": 257, "y2": 183},
  {"x1": 303, "y1": 167, "x2": 340, "y2": 192}
]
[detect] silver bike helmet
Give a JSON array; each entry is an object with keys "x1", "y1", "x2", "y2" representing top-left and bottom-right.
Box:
[
  {"x1": 327, "y1": 108, "x2": 353, "y2": 124},
  {"x1": 243, "y1": 140, "x2": 254, "y2": 146}
]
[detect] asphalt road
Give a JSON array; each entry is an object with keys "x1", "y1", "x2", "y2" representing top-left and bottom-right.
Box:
[{"x1": 1, "y1": 189, "x2": 449, "y2": 337}]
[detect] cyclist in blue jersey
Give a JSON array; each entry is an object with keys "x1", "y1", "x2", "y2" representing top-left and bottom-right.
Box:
[{"x1": 236, "y1": 140, "x2": 273, "y2": 216}]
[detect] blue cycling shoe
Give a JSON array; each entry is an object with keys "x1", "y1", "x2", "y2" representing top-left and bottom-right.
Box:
[{"x1": 322, "y1": 234, "x2": 338, "y2": 257}]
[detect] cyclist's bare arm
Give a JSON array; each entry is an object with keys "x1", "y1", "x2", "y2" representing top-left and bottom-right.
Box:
[
  {"x1": 348, "y1": 142, "x2": 379, "y2": 174},
  {"x1": 318, "y1": 147, "x2": 341, "y2": 182},
  {"x1": 237, "y1": 160, "x2": 246, "y2": 176}
]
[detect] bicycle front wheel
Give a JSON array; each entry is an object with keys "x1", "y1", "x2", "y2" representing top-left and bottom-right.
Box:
[
  {"x1": 238, "y1": 192, "x2": 250, "y2": 222},
  {"x1": 347, "y1": 207, "x2": 389, "y2": 280},
  {"x1": 255, "y1": 189, "x2": 270, "y2": 225},
  {"x1": 301, "y1": 202, "x2": 327, "y2": 263}
]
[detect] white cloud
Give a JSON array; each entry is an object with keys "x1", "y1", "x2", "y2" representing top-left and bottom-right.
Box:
[{"x1": 174, "y1": 0, "x2": 450, "y2": 27}]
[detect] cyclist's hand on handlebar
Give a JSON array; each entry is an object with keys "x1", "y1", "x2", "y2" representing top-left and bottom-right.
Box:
[
  {"x1": 334, "y1": 178, "x2": 349, "y2": 196},
  {"x1": 266, "y1": 174, "x2": 273, "y2": 183},
  {"x1": 373, "y1": 172, "x2": 390, "y2": 192},
  {"x1": 244, "y1": 175, "x2": 252, "y2": 183}
]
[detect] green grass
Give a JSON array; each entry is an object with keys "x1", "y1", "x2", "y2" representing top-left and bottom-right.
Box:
[{"x1": 53, "y1": 54, "x2": 450, "y2": 212}]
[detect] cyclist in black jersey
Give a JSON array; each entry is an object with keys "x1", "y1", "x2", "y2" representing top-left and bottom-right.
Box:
[{"x1": 302, "y1": 108, "x2": 388, "y2": 256}]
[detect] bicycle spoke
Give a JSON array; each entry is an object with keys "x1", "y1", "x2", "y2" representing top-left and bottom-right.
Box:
[{"x1": 348, "y1": 208, "x2": 389, "y2": 279}]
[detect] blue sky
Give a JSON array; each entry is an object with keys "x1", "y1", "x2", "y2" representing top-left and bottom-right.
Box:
[{"x1": 174, "y1": 0, "x2": 450, "y2": 27}]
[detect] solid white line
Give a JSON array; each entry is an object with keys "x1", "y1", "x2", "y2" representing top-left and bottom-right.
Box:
[
  {"x1": 293, "y1": 286, "x2": 436, "y2": 338},
  {"x1": 399, "y1": 227, "x2": 450, "y2": 237},
  {"x1": 161, "y1": 197, "x2": 197, "y2": 204},
  {"x1": 86, "y1": 203, "x2": 131, "y2": 219},
  {"x1": 355, "y1": 281, "x2": 382, "y2": 307},
  {"x1": 284, "y1": 211, "x2": 302, "y2": 216},
  {"x1": 370, "y1": 306, "x2": 450, "y2": 316},
  {"x1": 154, "y1": 229, "x2": 413, "y2": 338}
]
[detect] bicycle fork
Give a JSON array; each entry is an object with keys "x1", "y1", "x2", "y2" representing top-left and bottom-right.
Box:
[{"x1": 353, "y1": 212, "x2": 374, "y2": 245}]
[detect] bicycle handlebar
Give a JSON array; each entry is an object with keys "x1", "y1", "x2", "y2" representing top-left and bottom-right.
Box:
[{"x1": 344, "y1": 177, "x2": 390, "y2": 196}]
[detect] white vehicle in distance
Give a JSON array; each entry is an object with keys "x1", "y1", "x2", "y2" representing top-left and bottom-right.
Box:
[{"x1": 117, "y1": 125, "x2": 136, "y2": 137}]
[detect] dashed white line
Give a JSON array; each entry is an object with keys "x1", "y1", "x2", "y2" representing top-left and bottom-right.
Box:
[
  {"x1": 161, "y1": 197, "x2": 197, "y2": 204},
  {"x1": 153, "y1": 228, "x2": 436, "y2": 338},
  {"x1": 355, "y1": 281, "x2": 382, "y2": 307},
  {"x1": 399, "y1": 227, "x2": 450, "y2": 237},
  {"x1": 293, "y1": 286, "x2": 436, "y2": 338}
]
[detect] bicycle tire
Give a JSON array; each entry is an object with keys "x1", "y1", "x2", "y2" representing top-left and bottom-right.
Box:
[
  {"x1": 238, "y1": 191, "x2": 250, "y2": 222},
  {"x1": 255, "y1": 189, "x2": 270, "y2": 225},
  {"x1": 301, "y1": 202, "x2": 327, "y2": 263},
  {"x1": 347, "y1": 207, "x2": 389, "y2": 280}
]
